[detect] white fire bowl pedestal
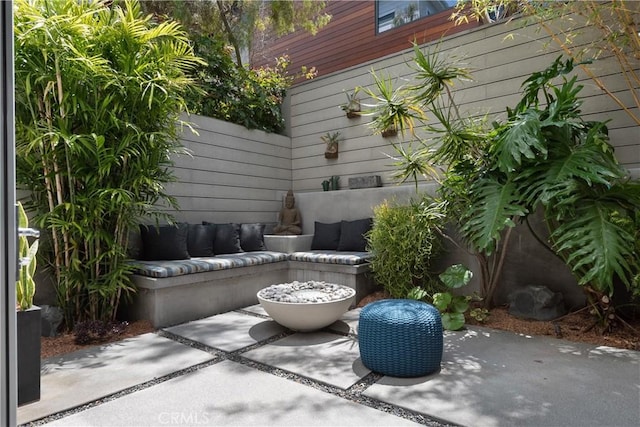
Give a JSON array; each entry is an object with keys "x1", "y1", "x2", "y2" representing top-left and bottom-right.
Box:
[{"x1": 257, "y1": 282, "x2": 356, "y2": 332}]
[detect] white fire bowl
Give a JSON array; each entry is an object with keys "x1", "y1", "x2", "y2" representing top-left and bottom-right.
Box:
[{"x1": 257, "y1": 282, "x2": 356, "y2": 332}]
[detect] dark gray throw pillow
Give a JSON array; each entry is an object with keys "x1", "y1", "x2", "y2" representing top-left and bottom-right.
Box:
[
  {"x1": 204, "y1": 222, "x2": 243, "y2": 255},
  {"x1": 240, "y1": 223, "x2": 266, "y2": 251},
  {"x1": 337, "y1": 218, "x2": 372, "y2": 252},
  {"x1": 187, "y1": 223, "x2": 216, "y2": 257},
  {"x1": 310, "y1": 221, "x2": 342, "y2": 250},
  {"x1": 139, "y1": 223, "x2": 190, "y2": 260}
]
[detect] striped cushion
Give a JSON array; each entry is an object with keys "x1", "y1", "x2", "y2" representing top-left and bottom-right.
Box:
[
  {"x1": 132, "y1": 251, "x2": 288, "y2": 278},
  {"x1": 288, "y1": 250, "x2": 372, "y2": 265}
]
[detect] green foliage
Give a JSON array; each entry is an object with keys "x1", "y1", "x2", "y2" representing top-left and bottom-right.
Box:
[
  {"x1": 269, "y1": 0, "x2": 332, "y2": 37},
  {"x1": 432, "y1": 264, "x2": 473, "y2": 331},
  {"x1": 321, "y1": 131, "x2": 342, "y2": 145},
  {"x1": 14, "y1": 0, "x2": 201, "y2": 328},
  {"x1": 363, "y1": 42, "x2": 639, "y2": 311},
  {"x1": 141, "y1": 1, "x2": 330, "y2": 68},
  {"x1": 185, "y1": 36, "x2": 291, "y2": 133},
  {"x1": 453, "y1": 0, "x2": 640, "y2": 127},
  {"x1": 368, "y1": 196, "x2": 446, "y2": 299},
  {"x1": 340, "y1": 89, "x2": 361, "y2": 114},
  {"x1": 141, "y1": 0, "x2": 328, "y2": 133},
  {"x1": 469, "y1": 307, "x2": 490, "y2": 323},
  {"x1": 439, "y1": 264, "x2": 473, "y2": 289},
  {"x1": 16, "y1": 202, "x2": 39, "y2": 311}
]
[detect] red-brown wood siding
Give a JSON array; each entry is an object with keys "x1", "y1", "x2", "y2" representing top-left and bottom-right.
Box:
[{"x1": 251, "y1": 1, "x2": 478, "y2": 84}]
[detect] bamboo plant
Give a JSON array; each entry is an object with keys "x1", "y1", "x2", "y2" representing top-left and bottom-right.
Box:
[{"x1": 14, "y1": 0, "x2": 203, "y2": 328}]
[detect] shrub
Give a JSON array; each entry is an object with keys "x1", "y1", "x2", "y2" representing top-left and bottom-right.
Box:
[
  {"x1": 185, "y1": 37, "x2": 291, "y2": 134},
  {"x1": 367, "y1": 196, "x2": 445, "y2": 298}
]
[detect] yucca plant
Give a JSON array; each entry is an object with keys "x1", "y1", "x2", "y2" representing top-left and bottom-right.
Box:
[
  {"x1": 363, "y1": 43, "x2": 640, "y2": 325},
  {"x1": 14, "y1": 0, "x2": 203, "y2": 329}
]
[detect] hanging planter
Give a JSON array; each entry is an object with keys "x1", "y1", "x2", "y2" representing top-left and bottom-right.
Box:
[
  {"x1": 340, "y1": 89, "x2": 361, "y2": 118},
  {"x1": 381, "y1": 125, "x2": 397, "y2": 138},
  {"x1": 321, "y1": 131, "x2": 342, "y2": 159}
]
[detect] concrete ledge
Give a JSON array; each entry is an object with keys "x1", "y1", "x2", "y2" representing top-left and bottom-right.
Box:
[
  {"x1": 288, "y1": 261, "x2": 378, "y2": 304},
  {"x1": 264, "y1": 234, "x2": 313, "y2": 253}
]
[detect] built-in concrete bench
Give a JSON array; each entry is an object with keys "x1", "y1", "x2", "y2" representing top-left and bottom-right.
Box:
[
  {"x1": 129, "y1": 249, "x2": 376, "y2": 328},
  {"x1": 129, "y1": 252, "x2": 290, "y2": 328},
  {"x1": 287, "y1": 250, "x2": 377, "y2": 306},
  {"x1": 128, "y1": 184, "x2": 441, "y2": 328}
]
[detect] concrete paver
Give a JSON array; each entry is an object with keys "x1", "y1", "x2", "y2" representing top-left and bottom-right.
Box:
[
  {"x1": 18, "y1": 307, "x2": 640, "y2": 427},
  {"x1": 18, "y1": 333, "x2": 215, "y2": 425},
  {"x1": 364, "y1": 327, "x2": 640, "y2": 427},
  {"x1": 44, "y1": 360, "x2": 418, "y2": 426},
  {"x1": 243, "y1": 331, "x2": 370, "y2": 389},
  {"x1": 165, "y1": 311, "x2": 286, "y2": 352}
]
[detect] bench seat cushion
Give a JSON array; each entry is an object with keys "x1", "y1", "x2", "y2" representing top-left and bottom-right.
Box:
[
  {"x1": 289, "y1": 250, "x2": 372, "y2": 265},
  {"x1": 132, "y1": 251, "x2": 288, "y2": 278}
]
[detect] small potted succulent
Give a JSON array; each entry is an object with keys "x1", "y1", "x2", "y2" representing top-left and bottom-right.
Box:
[
  {"x1": 16, "y1": 201, "x2": 41, "y2": 406},
  {"x1": 321, "y1": 131, "x2": 343, "y2": 159},
  {"x1": 340, "y1": 89, "x2": 361, "y2": 118}
]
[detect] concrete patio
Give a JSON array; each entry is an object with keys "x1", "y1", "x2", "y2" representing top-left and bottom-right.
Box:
[{"x1": 18, "y1": 305, "x2": 640, "y2": 426}]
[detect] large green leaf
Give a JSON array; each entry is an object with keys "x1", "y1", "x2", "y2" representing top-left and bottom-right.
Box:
[
  {"x1": 493, "y1": 109, "x2": 547, "y2": 173},
  {"x1": 551, "y1": 200, "x2": 638, "y2": 294},
  {"x1": 439, "y1": 264, "x2": 473, "y2": 289},
  {"x1": 441, "y1": 312, "x2": 465, "y2": 331},
  {"x1": 520, "y1": 126, "x2": 624, "y2": 207},
  {"x1": 432, "y1": 292, "x2": 452, "y2": 311},
  {"x1": 462, "y1": 176, "x2": 528, "y2": 255}
]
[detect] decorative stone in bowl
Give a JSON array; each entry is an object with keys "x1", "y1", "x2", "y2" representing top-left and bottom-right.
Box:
[{"x1": 257, "y1": 281, "x2": 356, "y2": 332}]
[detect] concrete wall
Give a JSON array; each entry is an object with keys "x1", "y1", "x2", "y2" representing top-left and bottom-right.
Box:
[
  {"x1": 165, "y1": 115, "x2": 292, "y2": 226},
  {"x1": 287, "y1": 17, "x2": 639, "y2": 193}
]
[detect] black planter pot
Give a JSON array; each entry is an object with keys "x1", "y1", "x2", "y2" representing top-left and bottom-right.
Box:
[{"x1": 17, "y1": 305, "x2": 41, "y2": 406}]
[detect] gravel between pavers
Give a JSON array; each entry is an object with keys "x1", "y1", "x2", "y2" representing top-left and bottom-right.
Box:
[{"x1": 22, "y1": 310, "x2": 454, "y2": 427}]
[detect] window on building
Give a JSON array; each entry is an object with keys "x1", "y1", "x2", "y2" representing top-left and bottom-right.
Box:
[{"x1": 376, "y1": 0, "x2": 457, "y2": 34}]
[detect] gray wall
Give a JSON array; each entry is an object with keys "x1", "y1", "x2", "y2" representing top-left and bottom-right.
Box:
[
  {"x1": 171, "y1": 17, "x2": 637, "y2": 221},
  {"x1": 287, "y1": 17, "x2": 639, "y2": 193},
  {"x1": 166, "y1": 115, "x2": 292, "y2": 226}
]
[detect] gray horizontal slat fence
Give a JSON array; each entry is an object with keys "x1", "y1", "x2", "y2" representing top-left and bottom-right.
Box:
[
  {"x1": 288, "y1": 16, "x2": 639, "y2": 192},
  {"x1": 163, "y1": 115, "x2": 292, "y2": 225}
]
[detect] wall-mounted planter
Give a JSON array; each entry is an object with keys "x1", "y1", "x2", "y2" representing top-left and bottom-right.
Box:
[
  {"x1": 324, "y1": 142, "x2": 339, "y2": 159},
  {"x1": 345, "y1": 109, "x2": 360, "y2": 119},
  {"x1": 381, "y1": 126, "x2": 397, "y2": 138},
  {"x1": 340, "y1": 90, "x2": 361, "y2": 119},
  {"x1": 321, "y1": 131, "x2": 342, "y2": 159}
]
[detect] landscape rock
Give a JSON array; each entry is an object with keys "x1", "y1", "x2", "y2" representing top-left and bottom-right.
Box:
[{"x1": 508, "y1": 285, "x2": 567, "y2": 321}]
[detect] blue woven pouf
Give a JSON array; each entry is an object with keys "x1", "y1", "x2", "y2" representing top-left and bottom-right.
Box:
[{"x1": 358, "y1": 299, "x2": 443, "y2": 377}]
